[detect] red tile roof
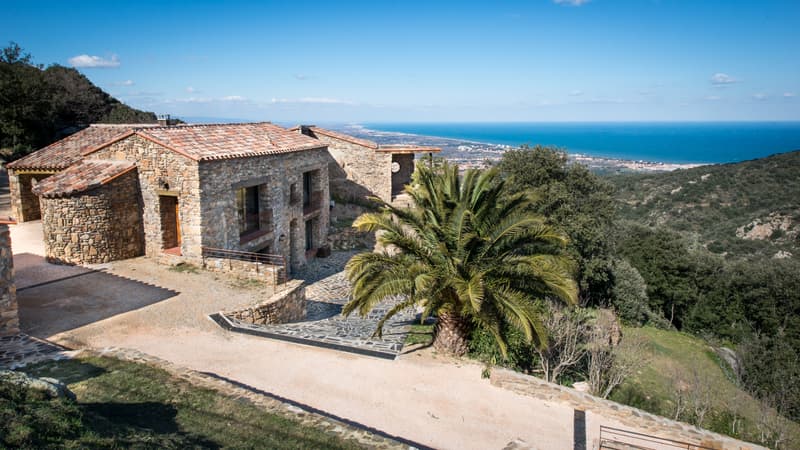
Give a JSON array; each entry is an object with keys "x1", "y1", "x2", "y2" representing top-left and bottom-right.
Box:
[
  {"x1": 7, "y1": 124, "x2": 156, "y2": 171},
  {"x1": 290, "y1": 125, "x2": 379, "y2": 149},
  {"x1": 118, "y1": 122, "x2": 326, "y2": 161},
  {"x1": 292, "y1": 126, "x2": 440, "y2": 154},
  {"x1": 32, "y1": 159, "x2": 136, "y2": 198}
]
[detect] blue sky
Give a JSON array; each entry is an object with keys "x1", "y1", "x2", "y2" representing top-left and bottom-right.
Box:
[{"x1": 3, "y1": 0, "x2": 799, "y2": 122}]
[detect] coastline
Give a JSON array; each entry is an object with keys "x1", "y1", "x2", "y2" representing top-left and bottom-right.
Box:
[{"x1": 343, "y1": 124, "x2": 707, "y2": 173}]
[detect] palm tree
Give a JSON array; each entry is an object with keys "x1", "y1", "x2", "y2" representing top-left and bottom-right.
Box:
[{"x1": 343, "y1": 161, "x2": 578, "y2": 356}]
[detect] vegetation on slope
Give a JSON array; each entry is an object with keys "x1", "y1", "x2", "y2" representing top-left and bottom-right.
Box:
[
  {"x1": 3, "y1": 355, "x2": 361, "y2": 449},
  {"x1": 0, "y1": 42, "x2": 157, "y2": 161},
  {"x1": 610, "y1": 150, "x2": 800, "y2": 258},
  {"x1": 612, "y1": 327, "x2": 799, "y2": 449}
]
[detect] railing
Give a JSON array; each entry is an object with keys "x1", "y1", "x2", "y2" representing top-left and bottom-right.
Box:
[
  {"x1": 201, "y1": 247, "x2": 288, "y2": 286},
  {"x1": 599, "y1": 426, "x2": 715, "y2": 450}
]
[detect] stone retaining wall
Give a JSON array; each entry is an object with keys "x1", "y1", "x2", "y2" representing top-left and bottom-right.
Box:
[
  {"x1": 0, "y1": 224, "x2": 18, "y2": 336},
  {"x1": 224, "y1": 280, "x2": 305, "y2": 324},
  {"x1": 490, "y1": 368, "x2": 766, "y2": 450},
  {"x1": 202, "y1": 257, "x2": 286, "y2": 287},
  {"x1": 39, "y1": 170, "x2": 145, "y2": 265}
]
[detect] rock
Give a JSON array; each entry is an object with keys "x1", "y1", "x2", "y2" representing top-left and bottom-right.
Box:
[
  {"x1": 572, "y1": 381, "x2": 590, "y2": 392},
  {"x1": 0, "y1": 370, "x2": 76, "y2": 400}
]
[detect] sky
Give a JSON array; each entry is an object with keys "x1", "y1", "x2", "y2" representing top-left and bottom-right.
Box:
[{"x1": 2, "y1": 0, "x2": 799, "y2": 123}]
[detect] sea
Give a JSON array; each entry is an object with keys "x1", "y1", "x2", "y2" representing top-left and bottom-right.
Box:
[{"x1": 361, "y1": 122, "x2": 800, "y2": 164}]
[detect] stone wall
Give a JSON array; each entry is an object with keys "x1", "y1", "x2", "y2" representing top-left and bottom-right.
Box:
[
  {"x1": 224, "y1": 279, "x2": 305, "y2": 324},
  {"x1": 0, "y1": 224, "x2": 18, "y2": 336},
  {"x1": 490, "y1": 368, "x2": 767, "y2": 450},
  {"x1": 7, "y1": 171, "x2": 55, "y2": 222},
  {"x1": 87, "y1": 135, "x2": 202, "y2": 260},
  {"x1": 202, "y1": 256, "x2": 286, "y2": 287},
  {"x1": 198, "y1": 147, "x2": 330, "y2": 270},
  {"x1": 308, "y1": 134, "x2": 394, "y2": 202},
  {"x1": 39, "y1": 170, "x2": 145, "y2": 265}
]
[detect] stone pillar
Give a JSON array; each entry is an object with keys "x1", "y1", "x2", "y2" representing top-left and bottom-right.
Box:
[{"x1": 0, "y1": 221, "x2": 19, "y2": 336}]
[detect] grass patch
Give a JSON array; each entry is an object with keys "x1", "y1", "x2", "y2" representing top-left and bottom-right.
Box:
[
  {"x1": 168, "y1": 262, "x2": 199, "y2": 274},
  {"x1": 611, "y1": 327, "x2": 800, "y2": 447},
  {"x1": 405, "y1": 323, "x2": 434, "y2": 346},
  {"x1": 6, "y1": 356, "x2": 362, "y2": 449}
]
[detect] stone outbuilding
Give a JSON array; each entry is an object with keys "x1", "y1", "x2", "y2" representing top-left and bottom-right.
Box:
[
  {"x1": 0, "y1": 218, "x2": 18, "y2": 336},
  {"x1": 6, "y1": 124, "x2": 158, "y2": 223},
  {"x1": 292, "y1": 126, "x2": 440, "y2": 203},
  {"x1": 26, "y1": 123, "x2": 330, "y2": 272}
]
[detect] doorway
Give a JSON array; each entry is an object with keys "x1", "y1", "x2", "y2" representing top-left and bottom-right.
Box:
[{"x1": 159, "y1": 195, "x2": 181, "y2": 254}]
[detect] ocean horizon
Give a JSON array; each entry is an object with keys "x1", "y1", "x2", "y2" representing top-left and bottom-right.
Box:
[{"x1": 361, "y1": 122, "x2": 800, "y2": 164}]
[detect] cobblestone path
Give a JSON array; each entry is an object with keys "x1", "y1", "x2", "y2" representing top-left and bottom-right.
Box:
[
  {"x1": 0, "y1": 333, "x2": 70, "y2": 369},
  {"x1": 220, "y1": 251, "x2": 417, "y2": 358}
]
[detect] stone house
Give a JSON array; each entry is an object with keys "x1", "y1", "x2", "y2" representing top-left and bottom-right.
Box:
[
  {"x1": 20, "y1": 123, "x2": 329, "y2": 273},
  {"x1": 291, "y1": 126, "x2": 440, "y2": 203}
]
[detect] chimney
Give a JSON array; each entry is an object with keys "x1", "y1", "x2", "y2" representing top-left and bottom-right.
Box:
[
  {"x1": 298, "y1": 125, "x2": 315, "y2": 137},
  {"x1": 157, "y1": 114, "x2": 171, "y2": 127}
]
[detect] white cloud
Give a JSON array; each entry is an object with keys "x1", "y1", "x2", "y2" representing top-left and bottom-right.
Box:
[
  {"x1": 293, "y1": 74, "x2": 309, "y2": 80},
  {"x1": 710, "y1": 73, "x2": 737, "y2": 85},
  {"x1": 111, "y1": 79, "x2": 134, "y2": 86},
  {"x1": 271, "y1": 97, "x2": 355, "y2": 105},
  {"x1": 784, "y1": 92, "x2": 796, "y2": 98},
  {"x1": 752, "y1": 93, "x2": 768, "y2": 101},
  {"x1": 68, "y1": 54, "x2": 120, "y2": 68},
  {"x1": 704, "y1": 95, "x2": 721, "y2": 101},
  {"x1": 186, "y1": 86, "x2": 197, "y2": 93},
  {"x1": 553, "y1": 0, "x2": 590, "y2": 5},
  {"x1": 569, "y1": 90, "x2": 583, "y2": 96},
  {"x1": 221, "y1": 95, "x2": 246, "y2": 102}
]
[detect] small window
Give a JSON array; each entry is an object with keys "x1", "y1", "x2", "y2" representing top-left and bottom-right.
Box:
[
  {"x1": 305, "y1": 219, "x2": 314, "y2": 251},
  {"x1": 302, "y1": 172, "x2": 312, "y2": 207},
  {"x1": 237, "y1": 185, "x2": 260, "y2": 235}
]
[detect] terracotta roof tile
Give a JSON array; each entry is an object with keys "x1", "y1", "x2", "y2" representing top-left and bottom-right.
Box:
[
  {"x1": 129, "y1": 122, "x2": 326, "y2": 161},
  {"x1": 32, "y1": 159, "x2": 136, "y2": 198},
  {"x1": 7, "y1": 124, "x2": 156, "y2": 171},
  {"x1": 290, "y1": 125, "x2": 379, "y2": 149},
  {"x1": 292, "y1": 126, "x2": 440, "y2": 153}
]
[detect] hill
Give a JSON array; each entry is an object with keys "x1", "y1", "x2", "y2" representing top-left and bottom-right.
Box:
[
  {"x1": 0, "y1": 42, "x2": 156, "y2": 161},
  {"x1": 609, "y1": 151, "x2": 800, "y2": 258}
]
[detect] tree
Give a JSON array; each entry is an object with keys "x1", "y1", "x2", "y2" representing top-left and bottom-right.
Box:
[
  {"x1": 344, "y1": 162, "x2": 578, "y2": 356},
  {"x1": 534, "y1": 305, "x2": 590, "y2": 383},
  {"x1": 496, "y1": 145, "x2": 616, "y2": 306},
  {"x1": 0, "y1": 42, "x2": 156, "y2": 160},
  {"x1": 587, "y1": 310, "x2": 651, "y2": 399}
]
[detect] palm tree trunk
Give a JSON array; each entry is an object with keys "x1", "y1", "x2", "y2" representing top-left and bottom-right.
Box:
[{"x1": 433, "y1": 310, "x2": 471, "y2": 356}]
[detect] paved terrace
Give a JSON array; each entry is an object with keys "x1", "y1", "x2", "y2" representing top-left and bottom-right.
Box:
[{"x1": 215, "y1": 250, "x2": 416, "y2": 359}]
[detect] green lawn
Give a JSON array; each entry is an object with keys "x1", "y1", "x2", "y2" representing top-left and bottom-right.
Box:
[
  {"x1": 3, "y1": 356, "x2": 363, "y2": 449},
  {"x1": 611, "y1": 327, "x2": 799, "y2": 447}
]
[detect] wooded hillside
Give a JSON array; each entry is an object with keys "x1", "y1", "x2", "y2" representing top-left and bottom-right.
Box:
[{"x1": 0, "y1": 42, "x2": 157, "y2": 161}]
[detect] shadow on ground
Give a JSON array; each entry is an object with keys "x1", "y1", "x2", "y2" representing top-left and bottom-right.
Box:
[{"x1": 16, "y1": 255, "x2": 179, "y2": 339}]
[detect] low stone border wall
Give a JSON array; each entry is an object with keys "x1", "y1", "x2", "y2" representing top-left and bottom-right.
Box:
[
  {"x1": 490, "y1": 368, "x2": 766, "y2": 450},
  {"x1": 202, "y1": 257, "x2": 284, "y2": 287},
  {"x1": 224, "y1": 279, "x2": 305, "y2": 325}
]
